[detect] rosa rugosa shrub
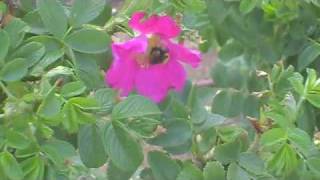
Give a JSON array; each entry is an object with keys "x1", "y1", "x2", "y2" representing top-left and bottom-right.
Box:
[{"x1": 0, "y1": 0, "x2": 319, "y2": 180}]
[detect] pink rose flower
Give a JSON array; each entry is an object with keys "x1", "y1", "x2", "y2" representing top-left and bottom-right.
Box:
[{"x1": 105, "y1": 11, "x2": 201, "y2": 102}]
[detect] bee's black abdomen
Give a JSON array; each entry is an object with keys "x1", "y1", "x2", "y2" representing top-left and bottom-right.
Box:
[{"x1": 149, "y1": 47, "x2": 169, "y2": 64}]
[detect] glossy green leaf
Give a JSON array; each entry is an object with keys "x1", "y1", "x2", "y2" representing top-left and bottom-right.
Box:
[
  {"x1": 74, "y1": 52, "x2": 104, "y2": 89},
  {"x1": 43, "y1": 140, "x2": 76, "y2": 159},
  {"x1": 0, "y1": 58, "x2": 28, "y2": 82},
  {"x1": 0, "y1": 151, "x2": 24, "y2": 180},
  {"x1": 20, "y1": 0, "x2": 35, "y2": 12},
  {"x1": 214, "y1": 139, "x2": 241, "y2": 164},
  {"x1": 65, "y1": 28, "x2": 110, "y2": 53},
  {"x1": 149, "y1": 120, "x2": 192, "y2": 148},
  {"x1": 78, "y1": 124, "x2": 107, "y2": 168},
  {"x1": 288, "y1": 128, "x2": 313, "y2": 155},
  {"x1": 37, "y1": 91, "x2": 63, "y2": 119},
  {"x1": 267, "y1": 144, "x2": 298, "y2": 176},
  {"x1": 28, "y1": 35, "x2": 65, "y2": 75},
  {"x1": 112, "y1": 95, "x2": 161, "y2": 120},
  {"x1": 61, "y1": 81, "x2": 86, "y2": 98},
  {"x1": 107, "y1": 161, "x2": 134, "y2": 180},
  {"x1": 21, "y1": 156, "x2": 45, "y2": 180},
  {"x1": 307, "y1": 157, "x2": 320, "y2": 175},
  {"x1": 239, "y1": 152, "x2": 265, "y2": 175},
  {"x1": 298, "y1": 41, "x2": 320, "y2": 71},
  {"x1": 239, "y1": 0, "x2": 257, "y2": 14},
  {"x1": 0, "y1": 30, "x2": 9, "y2": 62},
  {"x1": 7, "y1": 130, "x2": 30, "y2": 149},
  {"x1": 260, "y1": 128, "x2": 287, "y2": 147},
  {"x1": 177, "y1": 162, "x2": 203, "y2": 180},
  {"x1": 148, "y1": 151, "x2": 181, "y2": 180},
  {"x1": 22, "y1": 10, "x2": 47, "y2": 34},
  {"x1": 227, "y1": 163, "x2": 250, "y2": 180},
  {"x1": 62, "y1": 100, "x2": 96, "y2": 133},
  {"x1": 218, "y1": 41, "x2": 243, "y2": 61},
  {"x1": 70, "y1": 0, "x2": 106, "y2": 27},
  {"x1": 104, "y1": 121, "x2": 143, "y2": 172},
  {"x1": 10, "y1": 41, "x2": 45, "y2": 67},
  {"x1": 204, "y1": 161, "x2": 226, "y2": 180},
  {"x1": 38, "y1": 0, "x2": 68, "y2": 38},
  {"x1": 4, "y1": 18, "x2": 29, "y2": 49},
  {"x1": 94, "y1": 88, "x2": 117, "y2": 114}
]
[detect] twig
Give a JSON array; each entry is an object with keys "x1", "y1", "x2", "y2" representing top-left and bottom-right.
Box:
[{"x1": 195, "y1": 79, "x2": 214, "y2": 87}]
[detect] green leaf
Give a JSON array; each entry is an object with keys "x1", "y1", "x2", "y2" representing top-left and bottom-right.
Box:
[
  {"x1": 112, "y1": 95, "x2": 161, "y2": 120},
  {"x1": 65, "y1": 28, "x2": 110, "y2": 53},
  {"x1": 70, "y1": 0, "x2": 106, "y2": 27},
  {"x1": 74, "y1": 52, "x2": 104, "y2": 89},
  {"x1": 61, "y1": 81, "x2": 86, "y2": 98},
  {"x1": 204, "y1": 161, "x2": 226, "y2": 180},
  {"x1": 78, "y1": 124, "x2": 107, "y2": 168},
  {"x1": 306, "y1": 93, "x2": 320, "y2": 108},
  {"x1": 211, "y1": 90, "x2": 245, "y2": 117},
  {"x1": 195, "y1": 128, "x2": 217, "y2": 154},
  {"x1": 239, "y1": 0, "x2": 257, "y2": 14},
  {"x1": 62, "y1": 100, "x2": 96, "y2": 133},
  {"x1": 289, "y1": 72, "x2": 305, "y2": 96},
  {"x1": 0, "y1": 30, "x2": 9, "y2": 63},
  {"x1": 140, "y1": 168, "x2": 156, "y2": 180},
  {"x1": 21, "y1": 156, "x2": 45, "y2": 180},
  {"x1": 307, "y1": 157, "x2": 320, "y2": 175},
  {"x1": 214, "y1": 139, "x2": 241, "y2": 164},
  {"x1": 20, "y1": 0, "x2": 35, "y2": 12},
  {"x1": 38, "y1": 0, "x2": 68, "y2": 38},
  {"x1": 4, "y1": 17, "x2": 29, "y2": 49},
  {"x1": 298, "y1": 41, "x2": 320, "y2": 71},
  {"x1": 94, "y1": 88, "x2": 117, "y2": 114},
  {"x1": 149, "y1": 120, "x2": 192, "y2": 148},
  {"x1": 10, "y1": 41, "x2": 45, "y2": 67},
  {"x1": 104, "y1": 121, "x2": 143, "y2": 172},
  {"x1": 41, "y1": 139, "x2": 77, "y2": 166},
  {"x1": 0, "y1": 151, "x2": 24, "y2": 180},
  {"x1": 148, "y1": 151, "x2": 181, "y2": 180},
  {"x1": 227, "y1": 163, "x2": 250, "y2": 180},
  {"x1": 107, "y1": 161, "x2": 134, "y2": 180},
  {"x1": 287, "y1": 128, "x2": 313, "y2": 155},
  {"x1": 68, "y1": 97, "x2": 98, "y2": 109},
  {"x1": 22, "y1": 10, "x2": 47, "y2": 34},
  {"x1": 177, "y1": 162, "x2": 203, "y2": 180},
  {"x1": 239, "y1": 152, "x2": 265, "y2": 175},
  {"x1": 0, "y1": 58, "x2": 28, "y2": 82},
  {"x1": 206, "y1": 0, "x2": 229, "y2": 24},
  {"x1": 128, "y1": 117, "x2": 159, "y2": 138},
  {"x1": 15, "y1": 142, "x2": 40, "y2": 158},
  {"x1": 218, "y1": 41, "x2": 243, "y2": 61},
  {"x1": 260, "y1": 128, "x2": 287, "y2": 147},
  {"x1": 28, "y1": 35, "x2": 65, "y2": 75},
  {"x1": 37, "y1": 91, "x2": 63, "y2": 119},
  {"x1": 267, "y1": 144, "x2": 298, "y2": 176},
  {"x1": 6, "y1": 130, "x2": 30, "y2": 149}
]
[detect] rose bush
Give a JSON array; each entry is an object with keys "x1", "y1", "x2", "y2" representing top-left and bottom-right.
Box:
[{"x1": 0, "y1": 0, "x2": 319, "y2": 180}]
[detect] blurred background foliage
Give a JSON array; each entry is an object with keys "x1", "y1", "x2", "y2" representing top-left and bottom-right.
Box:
[{"x1": 0, "y1": 0, "x2": 320, "y2": 179}]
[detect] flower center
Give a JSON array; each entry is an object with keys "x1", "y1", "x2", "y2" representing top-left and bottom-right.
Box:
[{"x1": 149, "y1": 46, "x2": 169, "y2": 64}]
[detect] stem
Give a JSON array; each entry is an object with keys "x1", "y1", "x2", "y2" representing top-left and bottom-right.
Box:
[
  {"x1": 63, "y1": 27, "x2": 73, "y2": 39},
  {"x1": 0, "y1": 81, "x2": 16, "y2": 100}
]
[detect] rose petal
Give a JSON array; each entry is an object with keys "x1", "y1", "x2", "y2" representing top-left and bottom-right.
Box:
[
  {"x1": 166, "y1": 41, "x2": 201, "y2": 68},
  {"x1": 129, "y1": 11, "x2": 181, "y2": 39},
  {"x1": 166, "y1": 59, "x2": 186, "y2": 91},
  {"x1": 135, "y1": 65, "x2": 170, "y2": 102},
  {"x1": 106, "y1": 36, "x2": 148, "y2": 95}
]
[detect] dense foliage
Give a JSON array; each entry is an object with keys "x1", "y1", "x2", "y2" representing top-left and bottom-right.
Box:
[{"x1": 0, "y1": 0, "x2": 320, "y2": 179}]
